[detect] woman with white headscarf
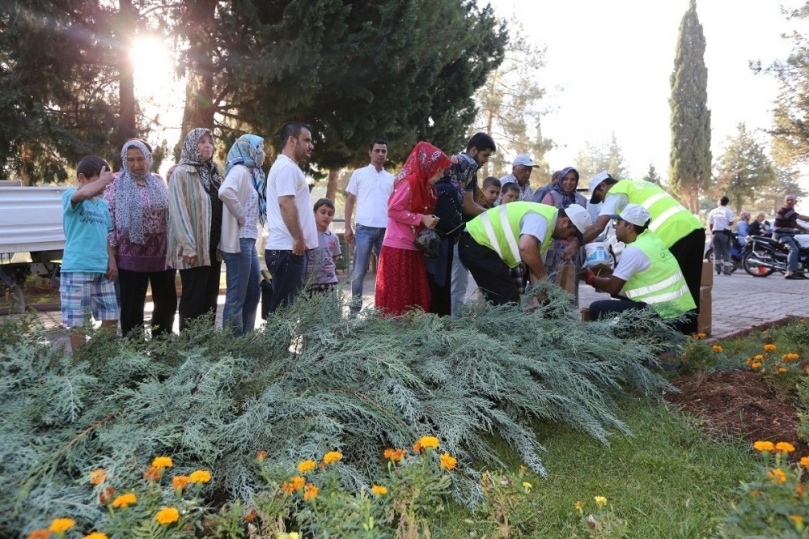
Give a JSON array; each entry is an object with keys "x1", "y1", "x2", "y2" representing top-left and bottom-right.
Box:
[
  {"x1": 105, "y1": 139, "x2": 176, "y2": 337},
  {"x1": 167, "y1": 128, "x2": 224, "y2": 330},
  {"x1": 218, "y1": 134, "x2": 266, "y2": 335}
]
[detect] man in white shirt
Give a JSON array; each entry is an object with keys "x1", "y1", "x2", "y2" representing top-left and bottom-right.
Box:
[
  {"x1": 499, "y1": 154, "x2": 539, "y2": 202},
  {"x1": 707, "y1": 196, "x2": 734, "y2": 276},
  {"x1": 344, "y1": 139, "x2": 395, "y2": 313},
  {"x1": 265, "y1": 121, "x2": 318, "y2": 313}
]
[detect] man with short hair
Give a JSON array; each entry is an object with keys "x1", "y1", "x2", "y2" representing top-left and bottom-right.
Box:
[
  {"x1": 265, "y1": 121, "x2": 318, "y2": 312},
  {"x1": 580, "y1": 204, "x2": 696, "y2": 333},
  {"x1": 707, "y1": 196, "x2": 734, "y2": 276},
  {"x1": 447, "y1": 132, "x2": 497, "y2": 315},
  {"x1": 774, "y1": 194, "x2": 809, "y2": 279},
  {"x1": 344, "y1": 139, "x2": 395, "y2": 313},
  {"x1": 500, "y1": 155, "x2": 539, "y2": 201}
]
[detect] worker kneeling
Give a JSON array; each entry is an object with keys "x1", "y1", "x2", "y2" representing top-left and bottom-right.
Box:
[
  {"x1": 579, "y1": 204, "x2": 696, "y2": 333},
  {"x1": 459, "y1": 202, "x2": 591, "y2": 305}
]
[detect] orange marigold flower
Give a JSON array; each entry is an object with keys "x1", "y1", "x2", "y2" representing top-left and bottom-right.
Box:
[
  {"x1": 189, "y1": 470, "x2": 211, "y2": 484},
  {"x1": 111, "y1": 492, "x2": 137, "y2": 509},
  {"x1": 155, "y1": 507, "x2": 180, "y2": 525},
  {"x1": 384, "y1": 448, "x2": 406, "y2": 461},
  {"x1": 152, "y1": 456, "x2": 173, "y2": 469},
  {"x1": 89, "y1": 469, "x2": 107, "y2": 485},
  {"x1": 83, "y1": 533, "x2": 108, "y2": 539},
  {"x1": 322, "y1": 451, "x2": 342, "y2": 465},
  {"x1": 440, "y1": 454, "x2": 458, "y2": 470},
  {"x1": 751, "y1": 362, "x2": 762, "y2": 369},
  {"x1": 712, "y1": 345, "x2": 723, "y2": 353},
  {"x1": 303, "y1": 483, "x2": 319, "y2": 501},
  {"x1": 282, "y1": 476, "x2": 306, "y2": 494},
  {"x1": 776, "y1": 442, "x2": 796, "y2": 453},
  {"x1": 755, "y1": 354, "x2": 765, "y2": 360},
  {"x1": 144, "y1": 466, "x2": 161, "y2": 482},
  {"x1": 243, "y1": 510, "x2": 258, "y2": 523},
  {"x1": 98, "y1": 485, "x2": 115, "y2": 505},
  {"x1": 49, "y1": 519, "x2": 76, "y2": 533},
  {"x1": 173, "y1": 475, "x2": 190, "y2": 492},
  {"x1": 754, "y1": 441, "x2": 775, "y2": 452},
  {"x1": 779, "y1": 367, "x2": 788, "y2": 373},
  {"x1": 797, "y1": 482, "x2": 806, "y2": 495},
  {"x1": 26, "y1": 530, "x2": 50, "y2": 539},
  {"x1": 791, "y1": 515, "x2": 804, "y2": 526},
  {"x1": 371, "y1": 485, "x2": 388, "y2": 495},
  {"x1": 800, "y1": 457, "x2": 809, "y2": 468},
  {"x1": 764, "y1": 344, "x2": 777, "y2": 352},
  {"x1": 768, "y1": 468, "x2": 787, "y2": 484},
  {"x1": 256, "y1": 450, "x2": 268, "y2": 462},
  {"x1": 298, "y1": 460, "x2": 316, "y2": 473},
  {"x1": 413, "y1": 436, "x2": 439, "y2": 452}
]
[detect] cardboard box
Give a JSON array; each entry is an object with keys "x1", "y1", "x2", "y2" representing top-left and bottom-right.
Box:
[
  {"x1": 697, "y1": 286, "x2": 712, "y2": 335},
  {"x1": 701, "y1": 260, "x2": 713, "y2": 288},
  {"x1": 581, "y1": 307, "x2": 591, "y2": 322}
]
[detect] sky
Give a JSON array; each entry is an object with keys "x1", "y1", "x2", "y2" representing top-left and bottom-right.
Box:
[{"x1": 486, "y1": 0, "x2": 804, "y2": 183}]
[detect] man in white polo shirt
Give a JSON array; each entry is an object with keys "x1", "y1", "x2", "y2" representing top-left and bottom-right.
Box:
[
  {"x1": 344, "y1": 139, "x2": 395, "y2": 313},
  {"x1": 265, "y1": 121, "x2": 318, "y2": 313}
]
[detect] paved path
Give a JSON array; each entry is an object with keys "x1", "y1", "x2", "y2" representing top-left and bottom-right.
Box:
[{"x1": 5, "y1": 267, "x2": 809, "y2": 348}]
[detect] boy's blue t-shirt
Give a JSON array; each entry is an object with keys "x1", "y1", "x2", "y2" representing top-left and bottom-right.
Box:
[{"x1": 61, "y1": 188, "x2": 112, "y2": 273}]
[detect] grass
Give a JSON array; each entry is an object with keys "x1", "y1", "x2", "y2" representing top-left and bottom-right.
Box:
[{"x1": 433, "y1": 397, "x2": 758, "y2": 538}]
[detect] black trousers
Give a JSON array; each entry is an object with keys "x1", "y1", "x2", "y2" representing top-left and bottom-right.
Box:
[
  {"x1": 589, "y1": 298, "x2": 692, "y2": 334},
  {"x1": 667, "y1": 227, "x2": 705, "y2": 334},
  {"x1": 178, "y1": 262, "x2": 221, "y2": 331},
  {"x1": 118, "y1": 268, "x2": 177, "y2": 337},
  {"x1": 458, "y1": 232, "x2": 520, "y2": 306}
]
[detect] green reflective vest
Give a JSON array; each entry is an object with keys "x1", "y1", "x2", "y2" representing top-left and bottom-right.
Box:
[
  {"x1": 621, "y1": 230, "x2": 697, "y2": 319},
  {"x1": 607, "y1": 180, "x2": 702, "y2": 248},
  {"x1": 466, "y1": 202, "x2": 557, "y2": 268}
]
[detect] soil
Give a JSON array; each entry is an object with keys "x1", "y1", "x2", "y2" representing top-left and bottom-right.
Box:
[{"x1": 665, "y1": 369, "x2": 809, "y2": 457}]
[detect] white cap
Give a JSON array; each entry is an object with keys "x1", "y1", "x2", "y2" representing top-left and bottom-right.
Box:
[
  {"x1": 588, "y1": 171, "x2": 617, "y2": 204},
  {"x1": 513, "y1": 154, "x2": 538, "y2": 167},
  {"x1": 564, "y1": 204, "x2": 592, "y2": 240},
  {"x1": 617, "y1": 203, "x2": 651, "y2": 227}
]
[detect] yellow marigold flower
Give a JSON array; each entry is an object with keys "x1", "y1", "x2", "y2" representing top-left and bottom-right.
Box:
[
  {"x1": 152, "y1": 456, "x2": 173, "y2": 469},
  {"x1": 371, "y1": 485, "x2": 388, "y2": 496},
  {"x1": 575, "y1": 501, "x2": 584, "y2": 512},
  {"x1": 173, "y1": 475, "x2": 189, "y2": 492},
  {"x1": 440, "y1": 453, "x2": 457, "y2": 470},
  {"x1": 49, "y1": 519, "x2": 76, "y2": 533},
  {"x1": 282, "y1": 476, "x2": 306, "y2": 494},
  {"x1": 26, "y1": 530, "x2": 50, "y2": 539},
  {"x1": 754, "y1": 441, "x2": 775, "y2": 452},
  {"x1": 111, "y1": 492, "x2": 137, "y2": 509},
  {"x1": 712, "y1": 345, "x2": 723, "y2": 353},
  {"x1": 89, "y1": 469, "x2": 107, "y2": 485},
  {"x1": 189, "y1": 470, "x2": 211, "y2": 484},
  {"x1": 280, "y1": 534, "x2": 301, "y2": 539},
  {"x1": 697, "y1": 332, "x2": 707, "y2": 339},
  {"x1": 298, "y1": 460, "x2": 316, "y2": 473},
  {"x1": 322, "y1": 451, "x2": 342, "y2": 465},
  {"x1": 800, "y1": 457, "x2": 809, "y2": 468},
  {"x1": 303, "y1": 483, "x2": 319, "y2": 501},
  {"x1": 594, "y1": 496, "x2": 607, "y2": 507},
  {"x1": 755, "y1": 354, "x2": 765, "y2": 360},
  {"x1": 83, "y1": 533, "x2": 108, "y2": 539},
  {"x1": 384, "y1": 448, "x2": 406, "y2": 461},
  {"x1": 764, "y1": 344, "x2": 777, "y2": 352},
  {"x1": 522, "y1": 481, "x2": 532, "y2": 491},
  {"x1": 155, "y1": 507, "x2": 180, "y2": 525},
  {"x1": 791, "y1": 515, "x2": 804, "y2": 527},
  {"x1": 776, "y1": 442, "x2": 796, "y2": 453},
  {"x1": 414, "y1": 436, "x2": 439, "y2": 452},
  {"x1": 779, "y1": 367, "x2": 788, "y2": 373},
  {"x1": 768, "y1": 468, "x2": 787, "y2": 484},
  {"x1": 256, "y1": 450, "x2": 268, "y2": 462}
]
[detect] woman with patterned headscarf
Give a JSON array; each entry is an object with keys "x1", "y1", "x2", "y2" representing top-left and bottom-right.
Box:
[
  {"x1": 218, "y1": 134, "x2": 266, "y2": 336},
  {"x1": 167, "y1": 128, "x2": 224, "y2": 330},
  {"x1": 375, "y1": 142, "x2": 451, "y2": 316},
  {"x1": 105, "y1": 139, "x2": 176, "y2": 337}
]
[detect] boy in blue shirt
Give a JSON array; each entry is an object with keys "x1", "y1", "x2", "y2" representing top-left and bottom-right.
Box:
[{"x1": 60, "y1": 155, "x2": 119, "y2": 352}]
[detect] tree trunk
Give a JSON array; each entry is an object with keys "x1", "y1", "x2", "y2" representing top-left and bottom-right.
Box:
[
  {"x1": 116, "y1": 0, "x2": 137, "y2": 155},
  {"x1": 177, "y1": 0, "x2": 218, "y2": 150},
  {"x1": 325, "y1": 169, "x2": 340, "y2": 202}
]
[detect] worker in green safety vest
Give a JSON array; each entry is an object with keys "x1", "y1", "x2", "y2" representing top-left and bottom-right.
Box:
[
  {"x1": 579, "y1": 204, "x2": 697, "y2": 333},
  {"x1": 564, "y1": 172, "x2": 704, "y2": 334},
  {"x1": 458, "y1": 202, "x2": 591, "y2": 306}
]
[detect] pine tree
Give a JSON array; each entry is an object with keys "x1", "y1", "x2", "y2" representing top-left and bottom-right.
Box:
[
  {"x1": 713, "y1": 124, "x2": 777, "y2": 213},
  {"x1": 573, "y1": 133, "x2": 628, "y2": 182},
  {"x1": 642, "y1": 163, "x2": 662, "y2": 185},
  {"x1": 669, "y1": 0, "x2": 711, "y2": 213}
]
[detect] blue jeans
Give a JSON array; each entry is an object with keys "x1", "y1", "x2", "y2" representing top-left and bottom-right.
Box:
[
  {"x1": 350, "y1": 224, "x2": 385, "y2": 312},
  {"x1": 265, "y1": 249, "x2": 307, "y2": 313},
  {"x1": 775, "y1": 233, "x2": 800, "y2": 272},
  {"x1": 222, "y1": 238, "x2": 261, "y2": 336}
]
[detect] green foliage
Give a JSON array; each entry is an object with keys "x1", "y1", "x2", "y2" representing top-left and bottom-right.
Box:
[
  {"x1": 669, "y1": 0, "x2": 712, "y2": 213},
  {"x1": 573, "y1": 133, "x2": 628, "y2": 182},
  {"x1": 641, "y1": 163, "x2": 662, "y2": 186},
  {"x1": 676, "y1": 336, "x2": 724, "y2": 374},
  {"x1": 0, "y1": 283, "x2": 675, "y2": 535},
  {"x1": 713, "y1": 123, "x2": 778, "y2": 213}
]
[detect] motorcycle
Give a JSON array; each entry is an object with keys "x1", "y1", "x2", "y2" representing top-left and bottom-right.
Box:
[
  {"x1": 704, "y1": 232, "x2": 746, "y2": 274},
  {"x1": 741, "y1": 235, "x2": 809, "y2": 277}
]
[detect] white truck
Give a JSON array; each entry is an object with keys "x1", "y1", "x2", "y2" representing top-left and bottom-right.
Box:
[{"x1": 0, "y1": 181, "x2": 68, "y2": 312}]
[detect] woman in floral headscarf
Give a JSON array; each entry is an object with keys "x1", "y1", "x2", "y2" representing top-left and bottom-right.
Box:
[
  {"x1": 218, "y1": 134, "x2": 266, "y2": 336},
  {"x1": 105, "y1": 139, "x2": 176, "y2": 337},
  {"x1": 375, "y1": 142, "x2": 451, "y2": 316},
  {"x1": 167, "y1": 128, "x2": 224, "y2": 330}
]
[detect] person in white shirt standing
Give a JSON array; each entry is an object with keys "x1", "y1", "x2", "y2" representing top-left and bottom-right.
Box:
[
  {"x1": 265, "y1": 121, "x2": 318, "y2": 313},
  {"x1": 344, "y1": 139, "x2": 395, "y2": 313},
  {"x1": 707, "y1": 195, "x2": 734, "y2": 276}
]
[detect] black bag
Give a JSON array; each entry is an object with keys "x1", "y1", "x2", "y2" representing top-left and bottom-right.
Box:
[
  {"x1": 260, "y1": 278, "x2": 273, "y2": 319},
  {"x1": 414, "y1": 228, "x2": 441, "y2": 258}
]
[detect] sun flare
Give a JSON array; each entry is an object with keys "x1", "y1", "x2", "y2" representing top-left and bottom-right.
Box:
[{"x1": 129, "y1": 37, "x2": 174, "y2": 96}]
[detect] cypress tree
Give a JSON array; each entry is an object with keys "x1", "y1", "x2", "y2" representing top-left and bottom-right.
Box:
[{"x1": 669, "y1": 0, "x2": 711, "y2": 213}]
